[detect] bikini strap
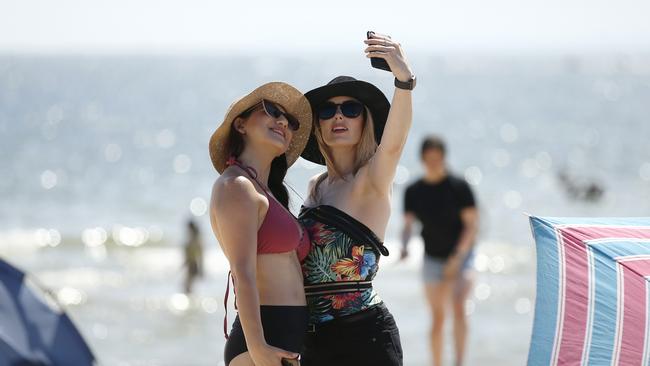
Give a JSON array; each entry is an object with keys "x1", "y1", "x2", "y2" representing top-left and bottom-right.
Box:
[{"x1": 226, "y1": 156, "x2": 270, "y2": 196}]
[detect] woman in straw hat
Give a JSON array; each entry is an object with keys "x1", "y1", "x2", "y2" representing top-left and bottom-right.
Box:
[
  {"x1": 297, "y1": 33, "x2": 416, "y2": 365},
  {"x1": 209, "y1": 82, "x2": 312, "y2": 366}
]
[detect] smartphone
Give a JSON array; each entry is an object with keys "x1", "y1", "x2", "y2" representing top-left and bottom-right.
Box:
[
  {"x1": 367, "y1": 31, "x2": 392, "y2": 72},
  {"x1": 281, "y1": 358, "x2": 300, "y2": 366}
]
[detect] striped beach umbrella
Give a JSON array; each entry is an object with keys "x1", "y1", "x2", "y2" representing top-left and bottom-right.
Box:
[
  {"x1": 528, "y1": 216, "x2": 650, "y2": 365},
  {"x1": 0, "y1": 258, "x2": 95, "y2": 366}
]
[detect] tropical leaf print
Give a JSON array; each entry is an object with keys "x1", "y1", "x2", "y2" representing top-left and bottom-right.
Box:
[
  {"x1": 303, "y1": 245, "x2": 337, "y2": 283},
  {"x1": 330, "y1": 258, "x2": 359, "y2": 280},
  {"x1": 360, "y1": 250, "x2": 377, "y2": 278},
  {"x1": 327, "y1": 292, "x2": 362, "y2": 310},
  {"x1": 322, "y1": 229, "x2": 352, "y2": 259},
  {"x1": 306, "y1": 221, "x2": 336, "y2": 246},
  {"x1": 307, "y1": 295, "x2": 335, "y2": 324},
  {"x1": 309, "y1": 296, "x2": 332, "y2": 314},
  {"x1": 300, "y1": 212, "x2": 383, "y2": 324},
  {"x1": 331, "y1": 246, "x2": 364, "y2": 280}
]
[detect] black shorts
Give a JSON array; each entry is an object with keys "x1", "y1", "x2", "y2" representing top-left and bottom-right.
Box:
[
  {"x1": 224, "y1": 305, "x2": 308, "y2": 366},
  {"x1": 301, "y1": 303, "x2": 403, "y2": 366}
]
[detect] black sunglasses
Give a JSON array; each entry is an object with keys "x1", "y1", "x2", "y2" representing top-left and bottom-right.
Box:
[
  {"x1": 243, "y1": 99, "x2": 300, "y2": 131},
  {"x1": 318, "y1": 101, "x2": 364, "y2": 120}
]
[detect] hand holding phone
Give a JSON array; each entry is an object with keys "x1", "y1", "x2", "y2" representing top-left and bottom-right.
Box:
[
  {"x1": 365, "y1": 31, "x2": 415, "y2": 86},
  {"x1": 366, "y1": 31, "x2": 392, "y2": 72},
  {"x1": 281, "y1": 358, "x2": 300, "y2": 366}
]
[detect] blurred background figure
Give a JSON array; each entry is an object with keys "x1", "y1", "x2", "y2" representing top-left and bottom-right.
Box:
[
  {"x1": 183, "y1": 219, "x2": 204, "y2": 294},
  {"x1": 557, "y1": 168, "x2": 605, "y2": 203},
  {"x1": 401, "y1": 136, "x2": 479, "y2": 366}
]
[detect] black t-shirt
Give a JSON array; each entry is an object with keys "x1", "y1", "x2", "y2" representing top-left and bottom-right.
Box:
[{"x1": 404, "y1": 175, "x2": 476, "y2": 259}]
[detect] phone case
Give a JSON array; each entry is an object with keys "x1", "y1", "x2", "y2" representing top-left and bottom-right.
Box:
[{"x1": 367, "y1": 31, "x2": 392, "y2": 72}]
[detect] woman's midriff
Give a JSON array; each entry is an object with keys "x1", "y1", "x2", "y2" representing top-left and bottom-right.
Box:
[{"x1": 256, "y1": 252, "x2": 306, "y2": 305}]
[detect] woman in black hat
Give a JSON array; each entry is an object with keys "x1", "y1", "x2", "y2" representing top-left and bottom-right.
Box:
[{"x1": 298, "y1": 33, "x2": 416, "y2": 366}]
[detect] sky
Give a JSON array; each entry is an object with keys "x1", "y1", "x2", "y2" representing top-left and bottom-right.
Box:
[{"x1": 1, "y1": 0, "x2": 650, "y2": 53}]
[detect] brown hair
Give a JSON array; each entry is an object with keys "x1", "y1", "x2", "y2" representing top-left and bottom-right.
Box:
[
  {"x1": 225, "y1": 109, "x2": 290, "y2": 208},
  {"x1": 308, "y1": 104, "x2": 377, "y2": 203},
  {"x1": 420, "y1": 135, "x2": 446, "y2": 159}
]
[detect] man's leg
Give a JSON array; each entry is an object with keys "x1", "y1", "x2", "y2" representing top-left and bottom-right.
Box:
[
  {"x1": 451, "y1": 273, "x2": 473, "y2": 366},
  {"x1": 425, "y1": 280, "x2": 451, "y2": 366}
]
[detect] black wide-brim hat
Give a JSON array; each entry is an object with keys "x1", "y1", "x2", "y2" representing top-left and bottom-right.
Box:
[{"x1": 301, "y1": 76, "x2": 390, "y2": 165}]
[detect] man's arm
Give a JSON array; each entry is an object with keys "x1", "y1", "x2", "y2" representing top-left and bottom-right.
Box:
[
  {"x1": 442, "y1": 206, "x2": 479, "y2": 279},
  {"x1": 454, "y1": 207, "x2": 479, "y2": 259},
  {"x1": 400, "y1": 212, "x2": 417, "y2": 260}
]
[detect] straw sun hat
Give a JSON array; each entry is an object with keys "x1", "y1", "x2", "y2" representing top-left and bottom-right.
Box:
[{"x1": 209, "y1": 82, "x2": 312, "y2": 173}]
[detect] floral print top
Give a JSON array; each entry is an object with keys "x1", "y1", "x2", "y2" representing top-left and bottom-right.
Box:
[{"x1": 299, "y1": 205, "x2": 390, "y2": 325}]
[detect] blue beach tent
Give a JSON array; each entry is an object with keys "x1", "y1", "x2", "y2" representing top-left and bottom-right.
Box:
[{"x1": 0, "y1": 258, "x2": 95, "y2": 366}]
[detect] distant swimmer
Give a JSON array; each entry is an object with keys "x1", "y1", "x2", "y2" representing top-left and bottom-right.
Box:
[
  {"x1": 182, "y1": 219, "x2": 204, "y2": 295},
  {"x1": 557, "y1": 169, "x2": 605, "y2": 202}
]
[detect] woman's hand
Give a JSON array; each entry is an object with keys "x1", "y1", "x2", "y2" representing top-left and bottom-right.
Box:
[
  {"x1": 364, "y1": 33, "x2": 414, "y2": 82},
  {"x1": 249, "y1": 342, "x2": 300, "y2": 366},
  {"x1": 362, "y1": 32, "x2": 414, "y2": 196}
]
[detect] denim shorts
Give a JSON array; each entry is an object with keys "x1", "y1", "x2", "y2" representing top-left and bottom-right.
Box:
[{"x1": 422, "y1": 252, "x2": 474, "y2": 284}]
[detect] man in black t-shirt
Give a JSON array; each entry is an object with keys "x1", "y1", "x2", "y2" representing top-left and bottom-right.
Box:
[{"x1": 401, "y1": 136, "x2": 478, "y2": 366}]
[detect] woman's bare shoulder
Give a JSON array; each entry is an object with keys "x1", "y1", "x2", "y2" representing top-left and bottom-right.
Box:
[{"x1": 212, "y1": 169, "x2": 260, "y2": 209}]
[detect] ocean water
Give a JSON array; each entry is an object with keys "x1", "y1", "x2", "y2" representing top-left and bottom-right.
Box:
[{"x1": 1, "y1": 53, "x2": 650, "y2": 365}]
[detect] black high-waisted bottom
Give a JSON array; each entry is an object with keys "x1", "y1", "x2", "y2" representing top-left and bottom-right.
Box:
[
  {"x1": 301, "y1": 303, "x2": 403, "y2": 366},
  {"x1": 224, "y1": 305, "x2": 309, "y2": 366}
]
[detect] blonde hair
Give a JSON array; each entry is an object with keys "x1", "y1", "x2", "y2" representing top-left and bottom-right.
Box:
[{"x1": 308, "y1": 105, "x2": 377, "y2": 203}]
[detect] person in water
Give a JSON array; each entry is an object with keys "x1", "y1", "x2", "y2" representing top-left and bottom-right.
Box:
[
  {"x1": 182, "y1": 218, "x2": 204, "y2": 294},
  {"x1": 298, "y1": 32, "x2": 416, "y2": 366},
  {"x1": 209, "y1": 82, "x2": 312, "y2": 366},
  {"x1": 401, "y1": 136, "x2": 479, "y2": 366}
]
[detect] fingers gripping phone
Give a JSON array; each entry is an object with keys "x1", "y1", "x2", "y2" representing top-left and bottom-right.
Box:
[
  {"x1": 367, "y1": 31, "x2": 392, "y2": 72},
  {"x1": 281, "y1": 358, "x2": 300, "y2": 366}
]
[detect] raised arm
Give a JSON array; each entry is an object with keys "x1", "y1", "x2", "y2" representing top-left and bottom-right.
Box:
[
  {"x1": 210, "y1": 176, "x2": 298, "y2": 365},
  {"x1": 364, "y1": 34, "x2": 415, "y2": 194}
]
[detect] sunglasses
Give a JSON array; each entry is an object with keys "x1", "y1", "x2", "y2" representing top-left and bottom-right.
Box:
[
  {"x1": 244, "y1": 99, "x2": 300, "y2": 131},
  {"x1": 318, "y1": 101, "x2": 364, "y2": 120}
]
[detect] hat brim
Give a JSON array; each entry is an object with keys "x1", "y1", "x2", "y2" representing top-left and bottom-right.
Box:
[
  {"x1": 209, "y1": 82, "x2": 312, "y2": 173},
  {"x1": 301, "y1": 80, "x2": 390, "y2": 165}
]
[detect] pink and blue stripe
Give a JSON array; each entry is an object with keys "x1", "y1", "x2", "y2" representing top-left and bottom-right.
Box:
[{"x1": 528, "y1": 217, "x2": 650, "y2": 366}]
